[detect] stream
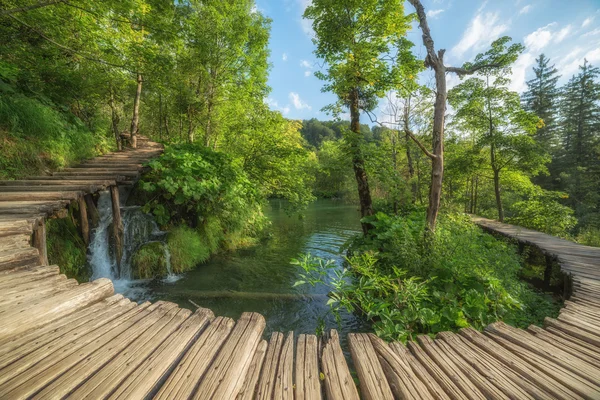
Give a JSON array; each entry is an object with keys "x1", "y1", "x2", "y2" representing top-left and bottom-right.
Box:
[{"x1": 88, "y1": 196, "x2": 369, "y2": 338}]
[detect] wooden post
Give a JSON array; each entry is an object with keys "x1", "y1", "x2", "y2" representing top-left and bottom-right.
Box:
[
  {"x1": 544, "y1": 254, "x2": 553, "y2": 290},
  {"x1": 110, "y1": 185, "x2": 124, "y2": 277},
  {"x1": 84, "y1": 194, "x2": 100, "y2": 228},
  {"x1": 78, "y1": 196, "x2": 90, "y2": 246},
  {"x1": 32, "y1": 218, "x2": 48, "y2": 266}
]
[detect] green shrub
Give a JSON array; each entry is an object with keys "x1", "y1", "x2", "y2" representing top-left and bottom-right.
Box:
[
  {"x1": 576, "y1": 227, "x2": 600, "y2": 247},
  {"x1": 167, "y1": 226, "x2": 211, "y2": 273},
  {"x1": 294, "y1": 212, "x2": 561, "y2": 342},
  {"x1": 46, "y1": 217, "x2": 89, "y2": 282},
  {"x1": 131, "y1": 242, "x2": 168, "y2": 279},
  {"x1": 506, "y1": 190, "x2": 576, "y2": 237}
]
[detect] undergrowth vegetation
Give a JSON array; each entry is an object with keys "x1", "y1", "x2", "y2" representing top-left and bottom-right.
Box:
[
  {"x1": 46, "y1": 217, "x2": 89, "y2": 282},
  {"x1": 295, "y1": 212, "x2": 561, "y2": 342},
  {"x1": 0, "y1": 88, "x2": 112, "y2": 179},
  {"x1": 135, "y1": 144, "x2": 268, "y2": 273}
]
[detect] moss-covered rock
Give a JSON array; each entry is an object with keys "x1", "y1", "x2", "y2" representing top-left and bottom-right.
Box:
[
  {"x1": 46, "y1": 217, "x2": 90, "y2": 282},
  {"x1": 167, "y1": 226, "x2": 211, "y2": 273},
  {"x1": 131, "y1": 242, "x2": 169, "y2": 279}
]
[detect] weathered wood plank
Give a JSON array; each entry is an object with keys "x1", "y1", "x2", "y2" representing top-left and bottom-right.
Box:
[
  {"x1": 191, "y1": 312, "x2": 266, "y2": 400},
  {"x1": 321, "y1": 329, "x2": 359, "y2": 400},
  {"x1": 348, "y1": 333, "x2": 394, "y2": 400},
  {"x1": 295, "y1": 334, "x2": 322, "y2": 400}
]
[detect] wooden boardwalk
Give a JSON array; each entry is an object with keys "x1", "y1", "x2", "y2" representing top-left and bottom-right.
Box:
[{"x1": 0, "y1": 141, "x2": 600, "y2": 399}]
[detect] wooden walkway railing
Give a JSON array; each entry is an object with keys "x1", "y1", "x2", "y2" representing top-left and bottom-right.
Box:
[{"x1": 0, "y1": 141, "x2": 599, "y2": 398}]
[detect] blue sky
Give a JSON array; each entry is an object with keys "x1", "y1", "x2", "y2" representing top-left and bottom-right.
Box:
[{"x1": 255, "y1": 0, "x2": 600, "y2": 122}]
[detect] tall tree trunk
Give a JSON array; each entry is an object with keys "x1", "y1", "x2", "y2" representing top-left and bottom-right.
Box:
[
  {"x1": 349, "y1": 88, "x2": 374, "y2": 235},
  {"x1": 129, "y1": 73, "x2": 143, "y2": 149},
  {"x1": 426, "y1": 64, "x2": 447, "y2": 232},
  {"x1": 403, "y1": 99, "x2": 418, "y2": 203},
  {"x1": 164, "y1": 114, "x2": 170, "y2": 138},
  {"x1": 187, "y1": 106, "x2": 194, "y2": 143},
  {"x1": 108, "y1": 86, "x2": 122, "y2": 151},
  {"x1": 473, "y1": 176, "x2": 479, "y2": 214},
  {"x1": 391, "y1": 132, "x2": 398, "y2": 215},
  {"x1": 159, "y1": 93, "x2": 163, "y2": 140},
  {"x1": 493, "y1": 167, "x2": 504, "y2": 222}
]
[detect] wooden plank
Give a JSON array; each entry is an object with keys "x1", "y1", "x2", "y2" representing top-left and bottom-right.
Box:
[
  {"x1": 437, "y1": 331, "x2": 548, "y2": 399},
  {"x1": 32, "y1": 218, "x2": 48, "y2": 265},
  {"x1": 237, "y1": 339, "x2": 268, "y2": 400},
  {"x1": 0, "y1": 233, "x2": 30, "y2": 251},
  {"x1": 0, "y1": 277, "x2": 77, "y2": 309},
  {"x1": 348, "y1": 333, "x2": 394, "y2": 400},
  {"x1": 0, "y1": 247, "x2": 39, "y2": 271},
  {"x1": 486, "y1": 321, "x2": 600, "y2": 380},
  {"x1": 406, "y1": 340, "x2": 472, "y2": 400},
  {"x1": 273, "y1": 331, "x2": 294, "y2": 400},
  {"x1": 0, "y1": 179, "x2": 116, "y2": 187},
  {"x1": 0, "y1": 295, "x2": 126, "y2": 360},
  {"x1": 36, "y1": 306, "x2": 190, "y2": 399},
  {"x1": 527, "y1": 325, "x2": 600, "y2": 366},
  {"x1": 0, "y1": 191, "x2": 81, "y2": 201},
  {"x1": 0, "y1": 264, "x2": 58, "y2": 284},
  {"x1": 416, "y1": 335, "x2": 491, "y2": 400},
  {"x1": 0, "y1": 302, "x2": 175, "y2": 399},
  {"x1": 485, "y1": 331, "x2": 600, "y2": 398},
  {"x1": 155, "y1": 315, "x2": 233, "y2": 400},
  {"x1": 191, "y1": 312, "x2": 266, "y2": 400},
  {"x1": 460, "y1": 327, "x2": 582, "y2": 400},
  {"x1": 0, "y1": 277, "x2": 114, "y2": 341},
  {"x1": 321, "y1": 329, "x2": 359, "y2": 400},
  {"x1": 295, "y1": 334, "x2": 322, "y2": 400},
  {"x1": 256, "y1": 332, "x2": 284, "y2": 400},
  {"x1": 0, "y1": 299, "x2": 144, "y2": 388},
  {"x1": 107, "y1": 308, "x2": 214, "y2": 399},
  {"x1": 389, "y1": 341, "x2": 454, "y2": 400},
  {"x1": 369, "y1": 335, "x2": 439, "y2": 400}
]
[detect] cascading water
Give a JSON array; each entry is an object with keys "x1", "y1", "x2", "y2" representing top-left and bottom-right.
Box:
[{"x1": 88, "y1": 189, "x2": 179, "y2": 300}]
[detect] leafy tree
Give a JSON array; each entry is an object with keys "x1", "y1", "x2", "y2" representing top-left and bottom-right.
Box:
[
  {"x1": 304, "y1": 0, "x2": 414, "y2": 235},
  {"x1": 449, "y1": 42, "x2": 547, "y2": 222}
]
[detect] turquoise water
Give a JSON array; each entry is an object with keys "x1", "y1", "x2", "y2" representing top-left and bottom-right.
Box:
[{"x1": 146, "y1": 199, "x2": 369, "y2": 338}]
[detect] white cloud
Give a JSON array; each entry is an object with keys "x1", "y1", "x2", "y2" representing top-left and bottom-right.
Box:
[
  {"x1": 554, "y1": 25, "x2": 571, "y2": 43},
  {"x1": 300, "y1": 60, "x2": 312, "y2": 69},
  {"x1": 509, "y1": 52, "x2": 535, "y2": 93},
  {"x1": 524, "y1": 24, "x2": 555, "y2": 52},
  {"x1": 304, "y1": 71, "x2": 311, "y2": 77},
  {"x1": 582, "y1": 17, "x2": 594, "y2": 28},
  {"x1": 583, "y1": 28, "x2": 600, "y2": 37},
  {"x1": 289, "y1": 92, "x2": 311, "y2": 110},
  {"x1": 427, "y1": 9, "x2": 445, "y2": 19},
  {"x1": 298, "y1": 0, "x2": 314, "y2": 37},
  {"x1": 450, "y1": 12, "x2": 510, "y2": 58},
  {"x1": 282, "y1": 53, "x2": 288, "y2": 61},
  {"x1": 265, "y1": 97, "x2": 291, "y2": 115},
  {"x1": 519, "y1": 5, "x2": 532, "y2": 15}
]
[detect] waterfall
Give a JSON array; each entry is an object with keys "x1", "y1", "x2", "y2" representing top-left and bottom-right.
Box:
[
  {"x1": 88, "y1": 189, "x2": 179, "y2": 299},
  {"x1": 89, "y1": 191, "x2": 116, "y2": 280}
]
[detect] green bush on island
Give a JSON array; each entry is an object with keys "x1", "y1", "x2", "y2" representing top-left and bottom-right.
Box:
[
  {"x1": 131, "y1": 242, "x2": 168, "y2": 279},
  {"x1": 166, "y1": 226, "x2": 211, "y2": 273},
  {"x1": 294, "y1": 212, "x2": 561, "y2": 342}
]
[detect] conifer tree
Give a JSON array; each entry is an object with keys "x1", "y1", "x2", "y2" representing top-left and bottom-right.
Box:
[{"x1": 557, "y1": 60, "x2": 600, "y2": 223}]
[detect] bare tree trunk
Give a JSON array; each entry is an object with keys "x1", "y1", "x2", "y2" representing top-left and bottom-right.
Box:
[
  {"x1": 426, "y1": 64, "x2": 447, "y2": 232},
  {"x1": 493, "y1": 168, "x2": 504, "y2": 222},
  {"x1": 349, "y1": 87, "x2": 374, "y2": 235},
  {"x1": 473, "y1": 176, "x2": 478, "y2": 214},
  {"x1": 108, "y1": 86, "x2": 122, "y2": 151},
  {"x1": 129, "y1": 73, "x2": 143, "y2": 149},
  {"x1": 391, "y1": 132, "x2": 398, "y2": 215},
  {"x1": 403, "y1": 99, "x2": 418, "y2": 204},
  {"x1": 164, "y1": 114, "x2": 170, "y2": 138},
  {"x1": 159, "y1": 93, "x2": 163, "y2": 140},
  {"x1": 187, "y1": 106, "x2": 194, "y2": 143}
]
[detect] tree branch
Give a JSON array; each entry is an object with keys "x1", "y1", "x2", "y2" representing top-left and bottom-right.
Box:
[
  {"x1": 405, "y1": 128, "x2": 436, "y2": 160},
  {"x1": 7, "y1": 14, "x2": 135, "y2": 73},
  {"x1": 1, "y1": 0, "x2": 63, "y2": 16},
  {"x1": 446, "y1": 63, "x2": 502, "y2": 76},
  {"x1": 365, "y1": 109, "x2": 435, "y2": 160}
]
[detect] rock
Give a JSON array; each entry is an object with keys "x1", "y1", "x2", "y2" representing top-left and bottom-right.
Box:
[{"x1": 131, "y1": 241, "x2": 168, "y2": 279}]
